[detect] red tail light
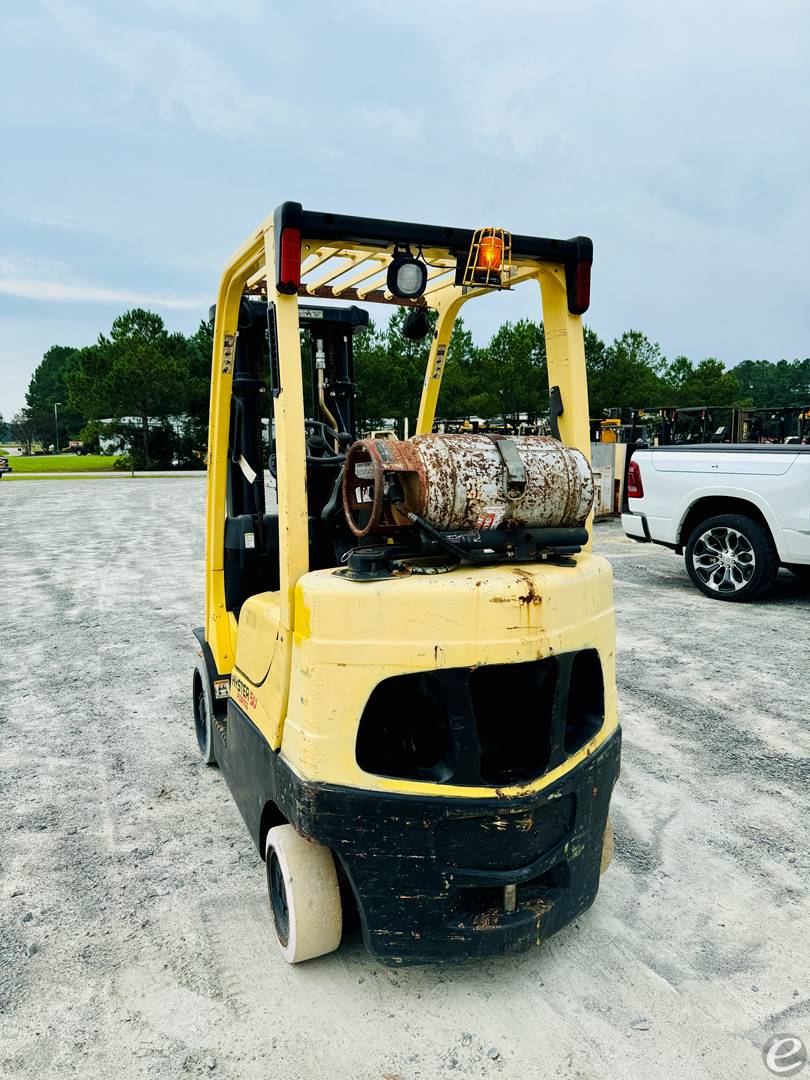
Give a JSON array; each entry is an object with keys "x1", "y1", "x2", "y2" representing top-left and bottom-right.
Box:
[
  {"x1": 627, "y1": 459, "x2": 644, "y2": 499},
  {"x1": 277, "y1": 227, "x2": 301, "y2": 293},
  {"x1": 572, "y1": 258, "x2": 591, "y2": 313},
  {"x1": 565, "y1": 253, "x2": 592, "y2": 315}
]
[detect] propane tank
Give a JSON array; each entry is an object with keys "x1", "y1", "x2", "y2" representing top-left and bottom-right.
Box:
[{"x1": 343, "y1": 433, "x2": 594, "y2": 537}]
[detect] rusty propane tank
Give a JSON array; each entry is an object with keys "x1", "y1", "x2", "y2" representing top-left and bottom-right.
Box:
[{"x1": 342, "y1": 433, "x2": 594, "y2": 537}]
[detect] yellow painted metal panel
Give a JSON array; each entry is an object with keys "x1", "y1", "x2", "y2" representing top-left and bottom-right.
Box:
[
  {"x1": 300, "y1": 246, "x2": 342, "y2": 276},
  {"x1": 205, "y1": 224, "x2": 267, "y2": 675},
  {"x1": 232, "y1": 592, "x2": 290, "y2": 749},
  {"x1": 280, "y1": 554, "x2": 616, "y2": 796},
  {"x1": 331, "y1": 256, "x2": 388, "y2": 295},
  {"x1": 539, "y1": 266, "x2": 594, "y2": 549},
  {"x1": 415, "y1": 293, "x2": 469, "y2": 434},
  {"x1": 305, "y1": 250, "x2": 369, "y2": 291},
  {"x1": 356, "y1": 274, "x2": 391, "y2": 299},
  {"x1": 539, "y1": 266, "x2": 591, "y2": 459},
  {"x1": 264, "y1": 230, "x2": 309, "y2": 631},
  {"x1": 233, "y1": 591, "x2": 281, "y2": 684}
]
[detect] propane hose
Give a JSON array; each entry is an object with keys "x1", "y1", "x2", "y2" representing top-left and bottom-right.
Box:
[{"x1": 391, "y1": 502, "x2": 499, "y2": 565}]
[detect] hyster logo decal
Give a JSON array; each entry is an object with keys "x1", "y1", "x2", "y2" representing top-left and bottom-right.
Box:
[{"x1": 232, "y1": 675, "x2": 257, "y2": 710}]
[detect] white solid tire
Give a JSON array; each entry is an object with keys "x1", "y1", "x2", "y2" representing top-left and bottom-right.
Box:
[{"x1": 265, "y1": 825, "x2": 342, "y2": 964}]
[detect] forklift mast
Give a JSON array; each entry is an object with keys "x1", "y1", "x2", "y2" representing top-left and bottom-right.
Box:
[{"x1": 209, "y1": 297, "x2": 369, "y2": 618}]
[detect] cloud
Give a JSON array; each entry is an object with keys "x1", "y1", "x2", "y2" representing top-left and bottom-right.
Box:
[
  {"x1": 0, "y1": 257, "x2": 201, "y2": 308},
  {"x1": 132, "y1": 0, "x2": 266, "y2": 19},
  {"x1": 353, "y1": 106, "x2": 424, "y2": 145},
  {"x1": 41, "y1": 0, "x2": 280, "y2": 136},
  {"x1": 8, "y1": 211, "x2": 109, "y2": 237}
]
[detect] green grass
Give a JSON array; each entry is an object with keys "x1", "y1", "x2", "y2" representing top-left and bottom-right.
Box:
[
  {"x1": 0, "y1": 453, "x2": 122, "y2": 473},
  {"x1": 3, "y1": 474, "x2": 126, "y2": 481},
  {"x1": 3, "y1": 473, "x2": 201, "y2": 481}
]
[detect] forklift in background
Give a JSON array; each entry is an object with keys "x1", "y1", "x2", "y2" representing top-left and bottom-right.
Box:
[
  {"x1": 193, "y1": 203, "x2": 620, "y2": 965},
  {"x1": 736, "y1": 405, "x2": 810, "y2": 444}
]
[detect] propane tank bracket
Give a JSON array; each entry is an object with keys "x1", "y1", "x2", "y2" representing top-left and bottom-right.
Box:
[{"x1": 489, "y1": 435, "x2": 527, "y2": 499}]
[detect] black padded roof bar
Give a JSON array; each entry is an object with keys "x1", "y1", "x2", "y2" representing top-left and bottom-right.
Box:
[{"x1": 273, "y1": 201, "x2": 592, "y2": 315}]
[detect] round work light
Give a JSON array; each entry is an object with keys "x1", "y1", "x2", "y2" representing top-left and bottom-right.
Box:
[
  {"x1": 402, "y1": 308, "x2": 431, "y2": 341},
  {"x1": 387, "y1": 250, "x2": 428, "y2": 300}
]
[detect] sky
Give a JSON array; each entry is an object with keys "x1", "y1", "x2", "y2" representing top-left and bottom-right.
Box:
[{"x1": 1, "y1": 0, "x2": 809, "y2": 417}]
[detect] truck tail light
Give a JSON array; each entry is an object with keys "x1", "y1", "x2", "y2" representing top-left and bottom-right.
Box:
[{"x1": 627, "y1": 459, "x2": 644, "y2": 498}]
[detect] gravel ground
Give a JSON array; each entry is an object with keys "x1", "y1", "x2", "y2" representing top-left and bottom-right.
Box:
[{"x1": 1, "y1": 478, "x2": 808, "y2": 1080}]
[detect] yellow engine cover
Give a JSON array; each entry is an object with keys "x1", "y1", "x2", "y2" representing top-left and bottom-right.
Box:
[{"x1": 275, "y1": 554, "x2": 617, "y2": 799}]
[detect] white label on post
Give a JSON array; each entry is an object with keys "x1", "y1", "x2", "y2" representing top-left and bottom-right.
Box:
[{"x1": 238, "y1": 455, "x2": 257, "y2": 484}]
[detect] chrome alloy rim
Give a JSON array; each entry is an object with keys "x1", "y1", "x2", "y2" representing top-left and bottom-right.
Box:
[{"x1": 693, "y1": 526, "x2": 756, "y2": 593}]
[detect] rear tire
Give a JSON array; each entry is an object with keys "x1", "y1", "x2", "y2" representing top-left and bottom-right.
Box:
[
  {"x1": 265, "y1": 825, "x2": 342, "y2": 964},
  {"x1": 685, "y1": 513, "x2": 777, "y2": 602},
  {"x1": 192, "y1": 658, "x2": 217, "y2": 765}
]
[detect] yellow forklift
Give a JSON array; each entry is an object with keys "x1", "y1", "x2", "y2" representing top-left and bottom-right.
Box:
[{"x1": 193, "y1": 203, "x2": 620, "y2": 964}]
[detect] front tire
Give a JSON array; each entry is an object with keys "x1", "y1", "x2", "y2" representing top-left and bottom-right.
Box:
[
  {"x1": 265, "y1": 825, "x2": 342, "y2": 964},
  {"x1": 685, "y1": 513, "x2": 777, "y2": 602},
  {"x1": 192, "y1": 658, "x2": 217, "y2": 765}
]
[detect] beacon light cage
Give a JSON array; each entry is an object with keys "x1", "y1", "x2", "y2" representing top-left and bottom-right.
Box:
[{"x1": 459, "y1": 226, "x2": 513, "y2": 290}]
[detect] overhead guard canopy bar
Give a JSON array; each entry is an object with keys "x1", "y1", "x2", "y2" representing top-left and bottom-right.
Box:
[{"x1": 273, "y1": 201, "x2": 593, "y2": 315}]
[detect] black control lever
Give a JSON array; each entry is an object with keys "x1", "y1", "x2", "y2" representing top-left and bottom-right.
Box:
[{"x1": 549, "y1": 385, "x2": 564, "y2": 441}]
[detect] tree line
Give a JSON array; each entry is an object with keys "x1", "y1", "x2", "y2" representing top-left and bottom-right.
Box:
[
  {"x1": 354, "y1": 308, "x2": 810, "y2": 425},
  {"x1": 6, "y1": 310, "x2": 213, "y2": 469},
  {"x1": 4, "y1": 305, "x2": 809, "y2": 466}
]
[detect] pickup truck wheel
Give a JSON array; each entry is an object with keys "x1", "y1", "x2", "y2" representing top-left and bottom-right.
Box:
[{"x1": 685, "y1": 514, "x2": 777, "y2": 602}]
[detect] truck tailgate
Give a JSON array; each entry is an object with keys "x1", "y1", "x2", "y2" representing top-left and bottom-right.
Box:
[{"x1": 651, "y1": 448, "x2": 798, "y2": 476}]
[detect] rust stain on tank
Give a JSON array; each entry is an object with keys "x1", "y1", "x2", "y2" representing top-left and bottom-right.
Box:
[{"x1": 407, "y1": 433, "x2": 593, "y2": 531}]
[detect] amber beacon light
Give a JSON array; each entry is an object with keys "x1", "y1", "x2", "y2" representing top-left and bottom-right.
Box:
[{"x1": 460, "y1": 227, "x2": 512, "y2": 289}]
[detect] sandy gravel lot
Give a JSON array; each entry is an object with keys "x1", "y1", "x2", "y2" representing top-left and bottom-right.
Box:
[{"x1": 1, "y1": 477, "x2": 808, "y2": 1080}]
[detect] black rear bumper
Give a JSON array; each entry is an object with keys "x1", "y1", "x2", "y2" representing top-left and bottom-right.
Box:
[{"x1": 275, "y1": 728, "x2": 621, "y2": 965}]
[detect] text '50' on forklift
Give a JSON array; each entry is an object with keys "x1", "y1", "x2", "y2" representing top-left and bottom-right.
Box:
[{"x1": 192, "y1": 202, "x2": 620, "y2": 965}]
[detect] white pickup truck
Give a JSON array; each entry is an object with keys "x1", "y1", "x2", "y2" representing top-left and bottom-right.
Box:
[{"x1": 621, "y1": 444, "x2": 810, "y2": 601}]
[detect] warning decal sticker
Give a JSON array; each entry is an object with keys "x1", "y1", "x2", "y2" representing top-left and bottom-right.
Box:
[{"x1": 431, "y1": 344, "x2": 447, "y2": 380}]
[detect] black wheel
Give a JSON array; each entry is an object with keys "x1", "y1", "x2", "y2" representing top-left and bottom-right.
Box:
[
  {"x1": 192, "y1": 659, "x2": 217, "y2": 765},
  {"x1": 268, "y1": 849, "x2": 290, "y2": 948},
  {"x1": 685, "y1": 513, "x2": 777, "y2": 602}
]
